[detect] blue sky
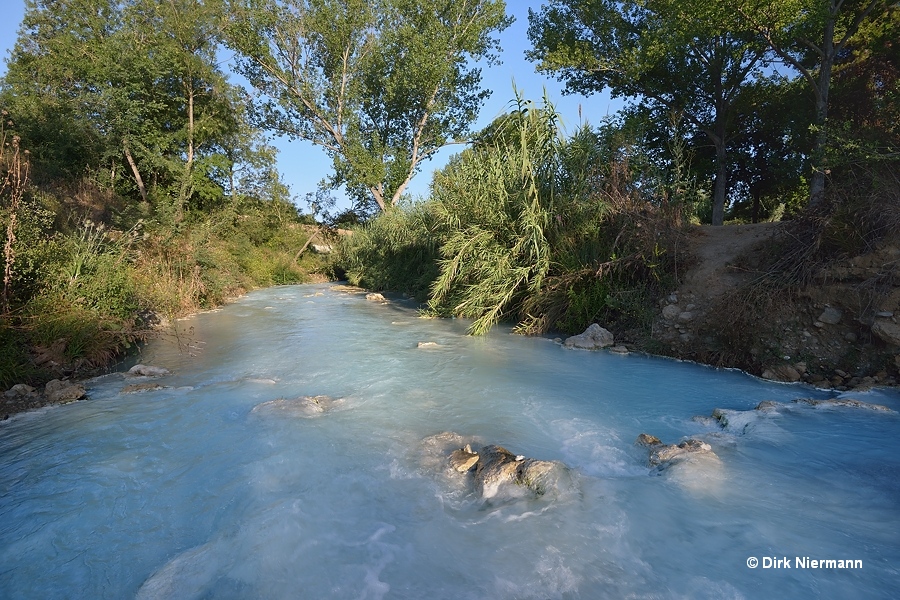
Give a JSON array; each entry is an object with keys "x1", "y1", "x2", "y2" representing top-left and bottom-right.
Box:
[{"x1": 0, "y1": 2, "x2": 624, "y2": 212}]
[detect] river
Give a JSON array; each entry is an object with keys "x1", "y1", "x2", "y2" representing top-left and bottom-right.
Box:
[{"x1": 1, "y1": 283, "x2": 898, "y2": 598}]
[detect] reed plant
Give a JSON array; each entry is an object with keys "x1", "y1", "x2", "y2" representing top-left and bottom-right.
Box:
[
  {"x1": 426, "y1": 95, "x2": 681, "y2": 336},
  {"x1": 336, "y1": 201, "x2": 443, "y2": 300}
]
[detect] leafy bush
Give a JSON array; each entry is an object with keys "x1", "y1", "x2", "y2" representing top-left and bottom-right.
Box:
[{"x1": 336, "y1": 202, "x2": 443, "y2": 300}]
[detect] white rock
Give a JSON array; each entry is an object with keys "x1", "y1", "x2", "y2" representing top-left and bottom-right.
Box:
[
  {"x1": 128, "y1": 364, "x2": 171, "y2": 377},
  {"x1": 564, "y1": 324, "x2": 614, "y2": 350}
]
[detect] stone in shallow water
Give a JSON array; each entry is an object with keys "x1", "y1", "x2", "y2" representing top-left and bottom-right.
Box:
[
  {"x1": 44, "y1": 379, "x2": 86, "y2": 404},
  {"x1": 472, "y1": 444, "x2": 570, "y2": 500},
  {"x1": 563, "y1": 323, "x2": 614, "y2": 350},
  {"x1": 128, "y1": 364, "x2": 170, "y2": 377},
  {"x1": 635, "y1": 433, "x2": 662, "y2": 447},
  {"x1": 121, "y1": 383, "x2": 167, "y2": 394},
  {"x1": 647, "y1": 438, "x2": 715, "y2": 467},
  {"x1": 792, "y1": 397, "x2": 893, "y2": 412},
  {"x1": 449, "y1": 446, "x2": 479, "y2": 473},
  {"x1": 251, "y1": 395, "x2": 342, "y2": 418},
  {"x1": 756, "y1": 400, "x2": 781, "y2": 411}
]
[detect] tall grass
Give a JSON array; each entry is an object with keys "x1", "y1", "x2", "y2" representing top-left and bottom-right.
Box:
[
  {"x1": 427, "y1": 97, "x2": 680, "y2": 336},
  {"x1": 336, "y1": 201, "x2": 443, "y2": 300}
]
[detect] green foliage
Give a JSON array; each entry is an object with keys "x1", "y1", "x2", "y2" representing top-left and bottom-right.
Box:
[
  {"x1": 527, "y1": 0, "x2": 769, "y2": 225},
  {"x1": 1, "y1": 0, "x2": 274, "y2": 215},
  {"x1": 423, "y1": 95, "x2": 681, "y2": 336},
  {"x1": 336, "y1": 202, "x2": 443, "y2": 300},
  {"x1": 225, "y1": 0, "x2": 511, "y2": 211}
]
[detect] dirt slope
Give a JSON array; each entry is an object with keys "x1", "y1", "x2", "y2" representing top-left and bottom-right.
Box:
[{"x1": 652, "y1": 223, "x2": 900, "y2": 390}]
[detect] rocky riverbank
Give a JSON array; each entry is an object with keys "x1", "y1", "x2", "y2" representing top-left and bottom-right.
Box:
[{"x1": 647, "y1": 224, "x2": 900, "y2": 389}]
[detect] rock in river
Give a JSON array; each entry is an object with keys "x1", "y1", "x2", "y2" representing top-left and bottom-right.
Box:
[
  {"x1": 251, "y1": 395, "x2": 343, "y2": 418},
  {"x1": 563, "y1": 323, "x2": 614, "y2": 350}
]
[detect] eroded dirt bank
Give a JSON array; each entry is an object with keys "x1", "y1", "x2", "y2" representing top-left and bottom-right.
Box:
[{"x1": 650, "y1": 223, "x2": 899, "y2": 390}]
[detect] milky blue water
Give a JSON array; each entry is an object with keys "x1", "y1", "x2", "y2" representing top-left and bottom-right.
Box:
[{"x1": 1, "y1": 283, "x2": 899, "y2": 599}]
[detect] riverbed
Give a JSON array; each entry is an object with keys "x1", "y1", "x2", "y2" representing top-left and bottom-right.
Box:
[{"x1": 1, "y1": 283, "x2": 898, "y2": 598}]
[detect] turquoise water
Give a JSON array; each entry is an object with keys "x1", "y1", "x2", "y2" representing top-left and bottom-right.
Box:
[{"x1": 1, "y1": 283, "x2": 898, "y2": 599}]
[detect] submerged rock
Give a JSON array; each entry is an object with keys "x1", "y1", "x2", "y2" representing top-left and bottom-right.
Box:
[
  {"x1": 128, "y1": 364, "x2": 171, "y2": 377},
  {"x1": 563, "y1": 323, "x2": 614, "y2": 350},
  {"x1": 417, "y1": 341, "x2": 440, "y2": 349},
  {"x1": 635, "y1": 433, "x2": 717, "y2": 469},
  {"x1": 636, "y1": 434, "x2": 725, "y2": 494},
  {"x1": 251, "y1": 395, "x2": 343, "y2": 418},
  {"x1": 792, "y1": 397, "x2": 893, "y2": 412},
  {"x1": 635, "y1": 433, "x2": 662, "y2": 447},
  {"x1": 121, "y1": 382, "x2": 168, "y2": 394},
  {"x1": 44, "y1": 379, "x2": 86, "y2": 404}
]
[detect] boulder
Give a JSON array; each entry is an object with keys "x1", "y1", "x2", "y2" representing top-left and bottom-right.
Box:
[
  {"x1": 128, "y1": 364, "x2": 170, "y2": 377},
  {"x1": 472, "y1": 445, "x2": 569, "y2": 500},
  {"x1": 417, "y1": 341, "x2": 439, "y2": 349},
  {"x1": 871, "y1": 320, "x2": 900, "y2": 347},
  {"x1": 365, "y1": 292, "x2": 386, "y2": 302},
  {"x1": 5, "y1": 384, "x2": 36, "y2": 398},
  {"x1": 761, "y1": 364, "x2": 801, "y2": 382},
  {"x1": 44, "y1": 379, "x2": 86, "y2": 404},
  {"x1": 563, "y1": 323, "x2": 614, "y2": 350},
  {"x1": 817, "y1": 306, "x2": 843, "y2": 325},
  {"x1": 662, "y1": 304, "x2": 681, "y2": 320}
]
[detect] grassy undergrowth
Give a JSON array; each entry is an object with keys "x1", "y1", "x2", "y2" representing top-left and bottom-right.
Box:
[{"x1": 1, "y1": 154, "x2": 327, "y2": 389}]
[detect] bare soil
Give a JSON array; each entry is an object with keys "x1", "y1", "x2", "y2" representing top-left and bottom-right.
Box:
[{"x1": 653, "y1": 222, "x2": 900, "y2": 389}]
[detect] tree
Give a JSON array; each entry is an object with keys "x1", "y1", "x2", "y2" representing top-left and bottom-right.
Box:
[
  {"x1": 728, "y1": 0, "x2": 898, "y2": 207},
  {"x1": 527, "y1": 0, "x2": 768, "y2": 225},
  {"x1": 1, "y1": 0, "x2": 256, "y2": 218},
  {"x1": 224, "y1": 0, "x2": 511, "y2": 212}
]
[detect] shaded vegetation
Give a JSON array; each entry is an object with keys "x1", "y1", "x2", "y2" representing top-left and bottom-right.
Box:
[{"x1": 337, "y1": 97, "x2": 686, "y2": 338}]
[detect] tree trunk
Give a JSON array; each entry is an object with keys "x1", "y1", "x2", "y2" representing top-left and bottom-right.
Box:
[
  {"x1": 123, "y1": 142, "x2": 148, "y2": 204},
  {"x1": 808, "y1": 12, "x2": 836, "y2": 209},
  {"x1": 711, "y1": 130, "x2": 728, "y2": 226},
  {"x1": 177, "y1": 83, "x2": 195, "y2": 222}
]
